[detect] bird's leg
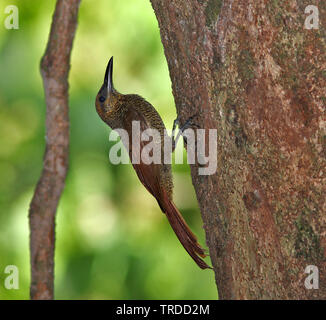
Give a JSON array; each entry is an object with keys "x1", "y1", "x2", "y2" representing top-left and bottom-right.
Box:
[{"x1": 172, "y1": 113, "x2": 199, "y2": 152}]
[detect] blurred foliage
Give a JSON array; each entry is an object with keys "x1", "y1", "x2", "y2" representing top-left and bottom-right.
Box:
[{"x1": 0, "y1": 0, "x2": 217, "y2": 299}]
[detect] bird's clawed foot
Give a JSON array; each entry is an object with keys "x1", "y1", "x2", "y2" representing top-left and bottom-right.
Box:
[{"x1": 172, "y1": 113, "x2": 200, "y2": 152}]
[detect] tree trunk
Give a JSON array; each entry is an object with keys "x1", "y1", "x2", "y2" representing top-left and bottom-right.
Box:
[
  {"x1": 29, "y1": 0, "x2": 80, "y2": 300},
  {"x1": 150, "y1": 0, "x2": 326, "y2": 299}
]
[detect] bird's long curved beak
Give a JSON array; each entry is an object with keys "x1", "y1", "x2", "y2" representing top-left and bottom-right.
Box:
[{"x1": 104, "y1": 56, "x2": 114, "y2": 93}]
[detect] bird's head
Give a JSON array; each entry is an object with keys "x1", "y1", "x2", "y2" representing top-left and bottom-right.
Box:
[{"x1": 95, "y1": 57, "x2": 121, "y2": 121}]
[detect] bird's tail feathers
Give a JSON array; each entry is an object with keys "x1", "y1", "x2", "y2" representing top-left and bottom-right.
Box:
[{"x1": 162, "y1": 193, "x2": 211, "y2": 270}]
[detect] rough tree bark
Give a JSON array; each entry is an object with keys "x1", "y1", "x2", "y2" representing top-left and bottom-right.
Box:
[
  {"x1": 151, "y1": 0, "x2": 326, "y2": 299},
  {"x1": 28, "y1": 0, "x2": 80, "y2": 300}
]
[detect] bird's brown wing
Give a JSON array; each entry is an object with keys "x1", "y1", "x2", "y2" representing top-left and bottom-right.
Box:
[
  {"x1": 122, "y1": 106, "x2": 164, "y2": 202},
  {"x1": 122, "y1": 106, "x2": 211, "y2": 269}
]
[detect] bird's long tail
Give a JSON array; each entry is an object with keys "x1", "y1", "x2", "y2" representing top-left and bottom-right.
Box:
[{"x1": 161, "y1": 192, "x2": 211, "y2": 269}]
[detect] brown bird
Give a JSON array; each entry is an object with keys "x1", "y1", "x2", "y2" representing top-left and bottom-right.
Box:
[{"x1": 95, "y1": 57, "x2": 210, "y2": 269}]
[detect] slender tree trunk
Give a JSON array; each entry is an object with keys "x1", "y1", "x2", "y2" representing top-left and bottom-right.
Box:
[
  {"x1": 151, "y1": 0, "x2": 326, "y2": 299},
  {"x1": 28, "y1": 0, "x2": 80, "y2": 300}
]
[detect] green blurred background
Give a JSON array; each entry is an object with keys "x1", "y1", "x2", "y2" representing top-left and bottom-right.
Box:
[{"x1": 0, "y1": 0, "x2": 216, "y2": 299}]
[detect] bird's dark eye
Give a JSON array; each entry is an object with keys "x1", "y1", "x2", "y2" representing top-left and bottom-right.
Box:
[{"x1": 99, "y1": 96, "x2": 105, "y2": 103}]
